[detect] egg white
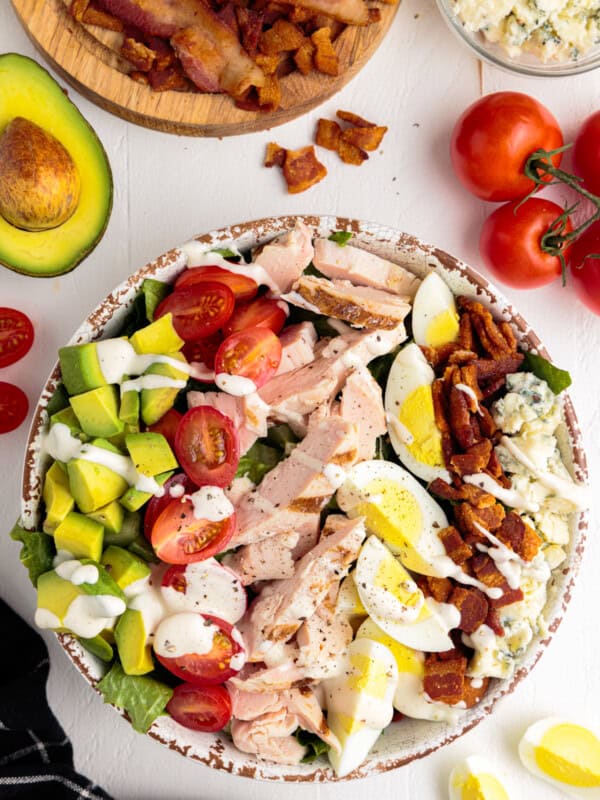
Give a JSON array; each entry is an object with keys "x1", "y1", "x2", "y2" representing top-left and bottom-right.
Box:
[
  {"x1": 449, "y1": 755, "x2": 510, "y2": 800},
  {"x1": 370, "y1": 596, "x2": 459, "y2": 653},
  {"x1": 411, "y1": 271, "x2": 460, "y2": 348}
]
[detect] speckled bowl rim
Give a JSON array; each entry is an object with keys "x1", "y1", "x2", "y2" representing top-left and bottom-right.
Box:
[{"x1": 21, "y1": 215, "x2": 588, "y2": 782}]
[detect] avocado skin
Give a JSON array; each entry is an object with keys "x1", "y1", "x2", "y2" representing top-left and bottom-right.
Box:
[{"x1": 0, "y1": 54, "x2": 113, "y2": 277}]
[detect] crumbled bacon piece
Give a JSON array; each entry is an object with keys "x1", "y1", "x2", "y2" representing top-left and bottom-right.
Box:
[
  {"x1": 69, "y1": 0, "x2": 90, "y2": 22},
  {"x1": 236, "y1": 7, "x2": 264, "y2": 53},
  {"x1": 471, "y1": 553, "x2": 507, "y2": 590},
  {"x1": 496, "y1": 512, "x2": 542, "y2": 562},
  {"x1": 311, "y1": 27, "x2": 339, "y2": 75},
  {"x1": 337, "y1": 109, "x2": 375, "y2": 127},
  {"x1": 147, "y1": 64, "x2": 190, "y2": 91},
  {"x1": 439, "y1": 525, "x2": 473, "y2": 565},
  {"x1": 265, "y1": 144, "x2": 327, "y2": 193},
  {"x1": 485, "y1": 607, "x2": 504, "y2": 636},
  {"x1": 264, "y1": 141, "x2": 287, "y2": 167},
  {"x1": 476, "y1": 354, "x2": 524, "y2": 383},
  {"x1": 450, "y1": 586, "x2": 489, "y2": 633},
  {"x1": 448, "y1": 385, "x2": 478, "y2": 450},
  {"x1": 260, "y1": 18, "x2": 306, "y2": 54},
  {"x1": 450, "y1": 439, "x2": 492, "y2": 477},
  {"x1": 341, "y1": 124, "x2": 388, "y2": 152},
  {"x1": 258, "y1": 74, "x2": 281, "y2": 111},
  {"x1": 315, "y1": 118, "x2": 342, "y2": 151},
  {"x1": 421, "y1": 342, "x2": 464, "y2": 369},
  {"x1": 429, "y1": 478, "x2": 497, "y2": 509},
  {"x1": 337, "y1": 138, "x2": 368, "y2": 165},
  {"x1": 424, "y1": 653, "x2": 467, "y2": 704},
  {"x1": 462, "y1": 676, "x2": 490, "y2": 707},
  {"x1": 458, "y1": 312, "x2": 474, "y2": 351},
  {"x1": 76, "y1": 0, "x2": 123, "y2": 31},
  {"x1": 294, "y1": 39, "x2": 316, "y2": 73},
  {"x1": 490, "y1": 586, "x2": 524, "y2": 609},
  {"x1": 121, "y1": 37, "x2": 156, "y2": 72},
  {"x1": 425, "y1": 576, "x2": 453, "y2": 603}
]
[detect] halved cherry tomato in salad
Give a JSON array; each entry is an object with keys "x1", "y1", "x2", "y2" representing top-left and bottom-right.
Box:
[
  {"x1": 166, "y1": 682, "x2": 232, "y2": 732},
  {"x1": 154, "y1": 282, "x2": 235, "y2": 341},
  {"x1": 0, "y1": 381, "x2": 29, "y2": 434},
  {"x1": 214, "y1": 327, "x2": 282, "y2": 391},
  {"x1": 222, "y1": 296, "x2": 288, "y2": 338},
  {"x1": 147, "y1": 407, "x2": 182, "y2": 450},
  {"x1": 176, "y1": 266, "x2": 258, "y2": 303},
  {"x1": 182, "y1": 330, "x2": 223, "y2": 370},
  {"x1": 0, "y1": 308, "x2": 34, "y2": 368},
  {"x1": 151, "y1": 496, "x2": 235, "y2": 564},
  {"x1": 569, "y1": 220, "x2": 600, "y2": 316},
  {"x1": 573, "y1": 110, "x2": 600, "y2": 197},
  {"x1": 155, "y1": 614, "x2": 244, "y2": 684},
  {"x1": 174, "y1": 405, "x2": 240, "y2": 488},
  {"x1": 143, "y1": 472, "x2": 197, "y2": 541}
]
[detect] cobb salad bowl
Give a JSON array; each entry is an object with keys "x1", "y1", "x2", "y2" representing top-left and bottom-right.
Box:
[{"x1": 19, "y1": 215, "x2": 588, "y2": 781}]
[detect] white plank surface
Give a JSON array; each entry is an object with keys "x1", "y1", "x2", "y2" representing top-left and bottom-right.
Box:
[{"x1": 1, "y1": 2, "x2": 599, "y2": 798}]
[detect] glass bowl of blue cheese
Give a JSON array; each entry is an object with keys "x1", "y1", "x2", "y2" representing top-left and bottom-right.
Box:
[{"x1": 436, "y1": 0, "x2": 600, "y2": 77}]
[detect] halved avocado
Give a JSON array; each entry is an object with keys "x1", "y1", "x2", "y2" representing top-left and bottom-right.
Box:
[{"x1": 0, "y1": 53, "x2": 112, "y2": 277}]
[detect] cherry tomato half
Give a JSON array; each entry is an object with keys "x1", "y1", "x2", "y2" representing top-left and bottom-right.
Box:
[
  {"x1": 155, "y1": 614, "x2": 244, "y2": 684},
  {"x1": 214, "y1": 327, "x2": 282, "y2": 391},
  {"x1": 182, "y1": 330, "x2": 223, "y2": 370},
  {"x1": 174, "y1": 405, "x2": 240, "y2": 488},
  {"x1": 222, "y1": 296, "x2": 288, "y2": 338},
  {"x1": 0, "y1": 308, "x2": 34, "y2": 368},
  {"x1": 479, "y1": 198, "x2": 571, "y2": 289},
  {"x1": 166, "y1": 682, "x2": 232, "y2": 732},
  {"x1": 0, "y1": 381, "x2": 29, "y2": 434},
  {"x1": 154, "y1": 282, "x2": 235, "y2": 342},
  {"x1": 569, "y1": 220, "x2": 600, "y2": 316},
  {"x1": 143, "y1": 472, "x2": 197, "y2": 542},
  {"x1": 147, "y1": 407, "x2": 182, "y2": 451},
  {"x1": 573, "y1": 111, "x2": 600, "y2": 197},
  {"x1": 450, "y1": 92, "x2": 563, "y2": 202},
  {"x1": 151, "y1": 496, "x2": 235, "y2": 564},
  {"x1": 176, "y1": 266, "x2": 258, "y2": 303}
]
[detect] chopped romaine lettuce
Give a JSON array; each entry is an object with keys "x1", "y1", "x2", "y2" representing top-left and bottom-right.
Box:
[
  {"x1": 141, "y1": 278, "x2": 169, "y2": 322},
  {"x1": 79, "y1": 634, "x2": 114, "y2": 663},
  {"x1": 265, "y1": 423, "x2": 299, "y2": 450},
  {"x1": 328, "y1": 231, "x2": 353, "y2": 247},
  {"x1": 303, "y1": 263, "x2": 327, "y2": 279},
  {"x1": 522, "y1": 351, "x2": 572, "y2": 394},
  {"x1": 97, "y1": 662, "x2": 173, "y2": 733},
  {"x1": 368, "y1": 348, "x2": 399, "y2": 388},
  {"x1": 235, "y1": 441, "x2": 281, "y2": 484},
  {"x1": 10, "y1": 522, "x2": 55, "y2": 586},
  {"x1": 211, "y1": 248, "x2": 241, "y2": 261},
  {"x1": 287, "y1": 305, "x2": 340, "y2": 339},
  {"x1": 119, "y1": 293, "x2": 147, "y2": 338},
  {"x1": 295, "y1": 729, "x2": 329, "y2": 763}
]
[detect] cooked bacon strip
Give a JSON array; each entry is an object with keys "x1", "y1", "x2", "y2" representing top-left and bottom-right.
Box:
[
  {"x1": 423, "y1": 653, "x2": 467, "y2": 705},
  {"x1": 83, "y1": 2, "x2": 124, "y2": 30},
  {"x1": 287, "y1": 0, "x2": 369, "y2": 26},
  {"x1": 236, "y1": 6, "x2": 264, "y2": 53},
  {"x1": 101, "y1": 0, "x2": 205, "y2": 37},
  {"x1": 458, "y1": 312, "x2": 474, "y2": 350},
  {"x1": 499, "y1": 321, "x2": 518, "y2": 352},
  {"x1": 439, "y1": 525, "x2": 473, "y2": 565},
  {"x1": 260, "y1": 18, "x2": 305, "y2": 53},
  {"x1": 450, "y1": 438, "x2": 492, "y2": 477},
  {"x1": 448, "y1": 385, "x2": 477, "y2": 450},
  {"x1": 429, "y1": 478, "x2": 496, "y2": 509},
  {"x1": 475, "y1": 354, "x2": 524, "y2": 382},
  {"x1": 471, "y1": 554, "x2": 525, "y2": 609},
  {"x1": 419, "y1": 575, "x2": 453, "y2": 603},
  {"x1": 121, "y1": 37, "x2": 156, "y2": 71},
  {"x1": 462, "y1": 676, "x2": 490, "y2": 708},
  {"x1": 495, "y1": 512, "x2": 542, "y2": 562},
  {"x1": 432, "y1": 379, "x2": 455, "y2": 467},
  {"x1": 450, "y1": 586, "x2": 488, "y2": 633}
]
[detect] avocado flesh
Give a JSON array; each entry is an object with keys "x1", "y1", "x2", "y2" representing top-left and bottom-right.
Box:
[
  {"x1": 129, "y1": 313, "x2": 184, "y2": 355},
  {"x1": 141, "y1": 355, "x2": 188, "y2": 426},
  {"x1": 101, "y1": 545, "x2": 150, "y2": 591},
  {"x1": 115, "y1": 609, "x2": 154, "y2": 675},
  {"x1": 125, "y1": 432, "x2": 178, "y2": 476},
  {"x1": 54, "y1": 511, "x2": 104, "y2": 562},
  {"x1": 43, "y1": 461, "x2": 75, "y2": 533},
  {"x1": 68, "y1": 459, "x2": 129, "y2": 513},
  {"x1": 59, "y1": 343, "x2": 105, "y2": 396},
  {"x1": 70, "y1": 384, "x2": 124, "y2": 438},
  {"x1": 0, "y1": 54, "x2": 112, "y2": 277},
  {"x1": 88, "y1": 500, "x2": 124, "y2": 535}
]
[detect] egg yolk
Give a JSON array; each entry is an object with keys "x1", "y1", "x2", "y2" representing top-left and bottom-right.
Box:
[
  {"x1": 374, "y1": 555, "x2": 422, "y2": 610},
  {"x1": 347, "y1": 652, "x2": 390, "y2": 698},
  {"x1": 459, "y1": 773, "x2": 509, "y2": 800},
  {"x1": 398, "y1": 385, "x2": 445, "y2": 468},
  {"x1": 357, "y1": 618, "x2": 424, "y2": 676},
  {"x1": 425, "y1": 308, "x2": 460, "y2": 347},
  {"x1": 536, "y1": 723, "x2": 600, "y2": 787}
]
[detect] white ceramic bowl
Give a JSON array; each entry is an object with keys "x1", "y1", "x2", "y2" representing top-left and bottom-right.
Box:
[{"x1": 21, "y1": 215, "x2": 588, "y2": 781}]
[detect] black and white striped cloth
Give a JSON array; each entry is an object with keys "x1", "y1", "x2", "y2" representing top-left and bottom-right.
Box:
[{"x1": 0, "y1": 598, "x2": 112, "y2": 799}]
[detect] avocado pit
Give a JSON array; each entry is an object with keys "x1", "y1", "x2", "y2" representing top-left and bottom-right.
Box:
[{"x1": 0, "y1": 117, "x2": 81, "y2": 231}]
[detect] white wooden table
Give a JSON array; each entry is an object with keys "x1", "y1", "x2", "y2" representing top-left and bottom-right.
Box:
[{"x1": 1, "y1": 3, "x2": 599, "y2": 798}]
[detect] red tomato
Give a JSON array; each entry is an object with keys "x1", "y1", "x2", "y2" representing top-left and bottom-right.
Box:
[
  {"x1": 573, "y1": 111, "x2": 600, "y2": 196},
  {"x1": 143, "y1": 472, "x2": 197, "y2": 541},
  {"x1": 176, "y1": 266, "x2": 258, "y2": 303},
  {"x1": 154, "y1": 283, "x2": 235, "y2": 342},
  {"x1": 182, "y1": 330, "x2": 223, "y2": 370},
  {"x1": 155, "y1": 614, "x2": 244, "y2": 684},
  {"x1": 151, "y1": 496, "x2": 235, "y2": 564},
  {"x1": 222, "y1": 296, "x2": 288, "y2": 337},
  {"x1": 0, "y1": 382, "x2": 29, "y2": 434},
  {"x1": 479, "y1": 198, "x2": 571, "y2": 289},
  {"x1": 166, "y1": 682, "x2": 232, "y2": 732},
  {"x1": 174, "y1": 405, "x2": 240, "y2": 488},
  {"x1": 0, "y1": 308, "x2": 34, "y2": 368},
  {"x1": 450, "y1": 92, "x2": 563, "y2": 202},
  {"x1": 214, "y1": 327, "x2": 282, "y2": 391},
  {"x1": 569, "y1": 221, "x2": 600, "y2": 315},
  {"x1": 148, "y1": 407, "x2": 182, "y2": 450}
]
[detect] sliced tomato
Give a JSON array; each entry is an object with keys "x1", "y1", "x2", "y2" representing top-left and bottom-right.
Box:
[
  {"x1": 0, "y1": 308, "x2": 34, "y2": 368},
  {"x1": 167, "y1": 682, "x2": 232, "y2": 732},
  {"x1": 154, "y1": 282, "x2": 235, "y2": 342},
  {"x1": 174, "y1": 405, "x2": 240, "y2": 488},
  {"x1": 176, "y1": 266, "x2": 258, "y2": 302},
  {"x1": 182, "y1": 330, "x2": 223, "y2": 370},
  {"x1": 222, "y1": 296, "x2": 288, "y2": 337},
  {"x1": 214, "y1": 327, "x2": 282, "y2": 391},
  {"x1": 143, "y1": 472, "x2": 197, "y2": 541},
  {"x1": 155, "y1": 614, "x2": 245, "y2": 684},
  {"x1": 147, "y1": 408, "x2": 182, "y2": 450},
  {"x1": 151, "y1": 496, "x2": 235, "y2": 563},
  {"x1": 0, "y1": 382, "x2": 29, "y2": 434}
]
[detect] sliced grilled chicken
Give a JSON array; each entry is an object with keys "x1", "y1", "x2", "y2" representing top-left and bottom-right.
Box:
[
  {"x1": 253, "y1": 221, "x2": 314, "y2": 293},
  {"x1": 339, "y1": 370, "x2": 387, "y2": 461}
]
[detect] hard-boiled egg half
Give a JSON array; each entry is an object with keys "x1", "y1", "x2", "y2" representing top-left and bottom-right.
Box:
[
  {"x1": 412, "y1": 271, "x2": 460, "y2": 348},
  {"x1": 337, "y1": 460, "x2": 450, "y2": 578},
  {"x1": 449, "y1": 755, "x2": 510, "y2": 800},
  {"x1": 384, "y1": 342, "x2": 451, "y2": 484},
  {"x1": 519, "y1": 718, "x2": 600, "y2": 797},
  {"x1": 336, "y1": 573, "x2": 367, "y2": 620},
  {"x1": 356, "y1": 617, "x2": 461, "y2": 723}
]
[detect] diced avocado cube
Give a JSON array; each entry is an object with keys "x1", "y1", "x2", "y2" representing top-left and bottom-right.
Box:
[
  {"x1": 103, "y1": 510, "x2": 141, "y2": 547},
  {"x1": 50, "y1": 406, "x2": 82, "y2": 435},
  {"x1": 129, "y1": 313, "x2": 184, "y2": 355},
  {"x1": 54, "y1": 511, "x2": 104, "y2": 562},
  {"x1": 43, "y1": 461, "x2": 75, "y2": 533},
  {"x1": 90, "y1": 437, "x2": 123, "y2": 455},
  {"x1": 101, "y1": 545, "x2": 150, "y2": 591},
  {"x1": 79, "y1": 634, "x2": 114, "y2": 662},
  {"x1": 46, "y1": 383, "x2": 70, "y2": 417},
  {"x1": 59, "y1": 343, "x2": 106, "y2": 396},
  {"x1": 70, "y1": 385, "x2": 125, "y2": 439},
  {"x1": 125, "y1": 432, "x2": 178, "y2": 477},
  {"x1": 141, "y1": 278, "x2": 169, "y2": 322},
  {"x1": 114, "y1": 609, "x2": 154, "y2": 675},
  {"x1": 119, "y1": 379, "x2": 140, "y2": 426},
  {"x1": 119, "y1": 469, "x2": 173, "y2": 512},
  {"x1": 88, "y1": 500, "x2": 124, "y2": 535},
  {"x1": 141, "y1": 355, "x2": 188, "y2": 426},
  {"x1": 68, "y1": 459, "x2": 129, "y2": 513}
]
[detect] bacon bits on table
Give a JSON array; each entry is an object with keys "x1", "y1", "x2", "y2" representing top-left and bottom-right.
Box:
[
  {"x1": 264, "y1": 143, "x2": 327, "y2": 193},
  {"x1": 316, "y1": 109, "x2": 388, "y2": 165}
]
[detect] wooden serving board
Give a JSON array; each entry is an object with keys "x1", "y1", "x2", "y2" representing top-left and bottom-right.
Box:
[{"x1": 11, "y1": 0, "x2": 400, "y2": 137}]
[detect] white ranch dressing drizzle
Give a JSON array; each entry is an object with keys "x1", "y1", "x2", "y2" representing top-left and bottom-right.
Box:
[
  {"x1": 290, "y1": 448, "x2": 346, "y2": 491},
  {"x1": 323, "y1": 463, "x2": 347, "y2": 490},
  {"x1": 179, "y1": 244, "x2": 280, "y2": 292},
  {"x1": 230, "y1": 627, "x2": 247, "y2": 671},
  {"x1": 472, "y1": 520, "x2": 524, "y2": 590},
  {"x1": 462, "y1": 624, "x2": 497, "y2": 660},
  {"x1": 53, "y1": 549, "x2": 74, "y2": 567},
  {"x1": 169, "y1": 484, "x2": 186, "y2": 499},
  {"x1": 215, "y1": 373, "x2": 257, "y2": 396},
  {"x1": 428, "y1": 598, "x2": 462, "y2": 629},
  {"x1": 121, "y1": 375, "x2": 187, "y2": 394},
  {"x1": 188, "y1": 362, "x2": 216, "y2": 382},
  {"x1": 463, "y1": 473, "x2": 539, "y2": 513},
  {"x1": 45, "y1": 423, "x2": 164, "y2": 496},
  {"x1": 455, "y1": 383, "x2": 482, "y2": 414},
  {"x1": 63, "y1": 595, "x2": 126, "y2": 638},
  {"x1": 153, "y1": 612, "x2": 219, "y2": 658},
  {"x1": 187, "y1": 486, "x2": 234, "y2": 522},
  {"x1": 128, "y1": 580, "x2": 170, "y2": 638},
  {"x1": 499, "y1": 435, "x2": 588, "y2": 510},
  {"x1": 432, "y1": 554, "x2": 504, "y2": 600},
  {"x1": 385, "y1": 412, "x2": 414, "y2": 445},
  {"x1": 124, "y1": 575, "x2": 151, "y2": 599},
  {"x1": 95, "y1": 340, "x2": 189, "y2": 385},
  {"x1": 56, "y1": 559, "x2": 99, "y2": 586}
]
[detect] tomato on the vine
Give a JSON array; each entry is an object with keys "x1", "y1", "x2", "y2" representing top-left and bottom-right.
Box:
[
  {"x1": 569, "y1": 220, "x2": 600, "y2": 315},
  {"x1": 166, "y1": 683, "x2": 232, "y2": 732},
  {"x1": 450, "y1": 92, "x2": 563, "y2": 202},
  {"x1": 573, "y1": 111, "x2": 600, "y2": 197},
  {"x1": 479, "y1": 198, "x2": 571, "y2": 289}
]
